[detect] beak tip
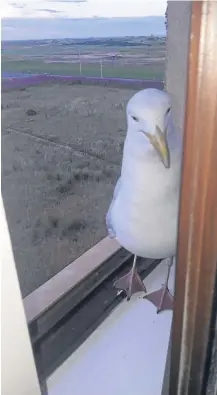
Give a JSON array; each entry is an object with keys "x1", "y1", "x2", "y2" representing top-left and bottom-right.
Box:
[{"x1": 163, "y1": 159, "x2": 170, "y2": 169}]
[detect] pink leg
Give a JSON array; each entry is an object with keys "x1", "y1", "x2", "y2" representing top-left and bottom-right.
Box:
[
  {"x1": 114, "y1": 255, "x2": 147, "y2": 300},
  {"x1": 144, "y1": 257, "x2": 173, "y2": 313}
]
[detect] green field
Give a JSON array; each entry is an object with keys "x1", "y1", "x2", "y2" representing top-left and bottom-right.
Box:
[
  {"x1": 2, "y1": 59, "x2": 164, "y2": 80},
  {"x1": 2, "y1": 37, "x2": 165, "y2": 80}
]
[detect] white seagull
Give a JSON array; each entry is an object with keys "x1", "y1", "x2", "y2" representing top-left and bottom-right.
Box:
[{"x1": 106, "y1": 88, "x2": 181, "y2": 313}]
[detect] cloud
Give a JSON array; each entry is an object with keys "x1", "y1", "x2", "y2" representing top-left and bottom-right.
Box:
[
  {"x1": 47, "y1": 0, "x2": 87, "y2": 3},
  {"x1": 9, "y1": 2, "x2": 25, "y2": 9},
  {"x1": 92, "y1": 16, "x2": 107, "y2": 19},
  {"x1": 2, "y1": 0, "x2": 166, "y2": 21},
  {"x1": 37, "y1": 8, "x2": 61, "y2": 13}
]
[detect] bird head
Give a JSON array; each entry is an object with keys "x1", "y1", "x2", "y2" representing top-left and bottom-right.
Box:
[{"x1": 126, "y1": 88, "x2": 172, "y2": 169}]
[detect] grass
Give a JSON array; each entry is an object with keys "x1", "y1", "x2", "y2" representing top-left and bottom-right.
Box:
[
  {"x1": 26, "y1": 108, "x2": 37, "y2": 116},
  {"x1": 2, "y1": 59, "x2": 164, "y2": 80},
  {"x1": 61, "y1": 219, "x2": 87, "y2": 237},
  {"x1": 51, "y1": 167, "x2": 105, "y2": 197}
]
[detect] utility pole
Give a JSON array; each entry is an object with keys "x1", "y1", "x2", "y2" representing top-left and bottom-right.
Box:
[
  {"x1": 78, "y1": 49, "x2": 82, "y2": 76},
  {"x1": 100, "y1": 59, "x2": 103, "y2": 78}
]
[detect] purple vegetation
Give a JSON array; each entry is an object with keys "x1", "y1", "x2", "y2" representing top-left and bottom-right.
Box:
[{"x1": 1, "y1": 74, "x2": 164, "y2": 91}]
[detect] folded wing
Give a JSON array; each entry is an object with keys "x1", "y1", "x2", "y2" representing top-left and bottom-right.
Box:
[{"x1": 106, "y1": 177, "x2": 121, "y2": 238}]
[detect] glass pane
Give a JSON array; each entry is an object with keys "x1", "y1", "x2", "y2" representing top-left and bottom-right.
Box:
[
  {"x1": 2, "y1": 83, "x2": 132, "y2": 296},
  {"x1": 2, "y1": 2, "x2": 170, "y2": 394}
]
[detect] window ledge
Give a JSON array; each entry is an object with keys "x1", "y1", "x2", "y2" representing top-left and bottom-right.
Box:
[{"x1": 24, "y1": 237, "x2": 121, "y2": 324}]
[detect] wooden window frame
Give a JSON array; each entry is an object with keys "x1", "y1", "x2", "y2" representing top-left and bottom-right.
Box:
[{"x1": 170, "y1": 2, "x2": 217, "y2": 394}]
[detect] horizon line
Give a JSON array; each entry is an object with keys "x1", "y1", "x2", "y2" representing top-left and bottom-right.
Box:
[
  {"x1": 2, "y1": 15, "x2": 165, "y2": 20},
  {"x1": 2, "y1": 34, "x2": 166, "y2": 42}
]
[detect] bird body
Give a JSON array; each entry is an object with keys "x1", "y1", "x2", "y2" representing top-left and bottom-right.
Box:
[
  {"x1": 107, "y1": 88, "x2": 181, "y2": 259},
  {"x1": 106, "y1": 88, "x2": 181, "y2": 309}
]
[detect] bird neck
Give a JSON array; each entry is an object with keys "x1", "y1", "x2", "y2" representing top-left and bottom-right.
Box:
[
  {"x1": 123, "y1": 128, "x2": 153, "y2": 160},
  {"x1": 121, "y1": 126, "x2": 181, "y2": 181}
]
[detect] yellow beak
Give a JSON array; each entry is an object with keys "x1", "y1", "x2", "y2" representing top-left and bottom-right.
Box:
[{"x1": 143, "y1": 125, "x2": 170, "y2": 168}]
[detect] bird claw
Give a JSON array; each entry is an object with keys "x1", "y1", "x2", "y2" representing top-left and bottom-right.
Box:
[
  {"x1": 144, "y1": 285, "x2": 173, "y2": 313},
  {"x1": 114, "y1": 269, "x2": 147, "y2": 301}
]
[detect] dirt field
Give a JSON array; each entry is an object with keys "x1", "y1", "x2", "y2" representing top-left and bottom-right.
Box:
[{"x1": 2, "y1": 83, "x2": 136, "y2": 297}]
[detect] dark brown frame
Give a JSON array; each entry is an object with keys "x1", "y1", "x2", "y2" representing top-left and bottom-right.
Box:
[{"x1": 170, "y1": 2, "x2": 217, "y2": 394}]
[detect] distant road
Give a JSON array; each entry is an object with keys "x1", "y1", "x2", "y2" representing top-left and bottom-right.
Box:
[{"x1": 2, "y1": 72, "x2": 164, "y2": 91}]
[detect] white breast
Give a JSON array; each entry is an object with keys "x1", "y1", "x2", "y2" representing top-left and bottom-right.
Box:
[{"x1": 112, "y1": 132, "x2": 181, "y2": 259}]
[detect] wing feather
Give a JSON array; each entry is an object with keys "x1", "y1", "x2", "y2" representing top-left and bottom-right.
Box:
[{"x1": 106, "y1": 177, "x2": 121, "y2": 238}]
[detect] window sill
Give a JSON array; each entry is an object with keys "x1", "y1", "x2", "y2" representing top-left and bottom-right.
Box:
[{"x1": 46, "y1": 259, "x2": 174, "y2": 395}]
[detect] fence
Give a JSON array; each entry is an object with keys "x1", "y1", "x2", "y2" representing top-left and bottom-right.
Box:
[
  {"x1": 71, "y1": 57, "x2": 164, "y2": 81},
  {"x1": 2, "y1": 52, "x2": 165, "y2": 82}
]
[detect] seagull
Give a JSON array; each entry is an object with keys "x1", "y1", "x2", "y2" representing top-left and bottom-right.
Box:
[{"x1": 106, "y1": 88, "x2": 181, "y2": 313}]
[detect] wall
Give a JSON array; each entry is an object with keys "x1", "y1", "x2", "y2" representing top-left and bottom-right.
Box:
[
  {"x1": 1, "y1": 197, "x2": 41, "y2": 395},
  {"x1": 165, "y1": 1, "x2": 192, "y2": 139}
]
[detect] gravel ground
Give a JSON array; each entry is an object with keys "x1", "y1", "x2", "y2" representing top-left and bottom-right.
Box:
[{"x1": 2, "y1": 83, "x2": 136, "y2": 297}]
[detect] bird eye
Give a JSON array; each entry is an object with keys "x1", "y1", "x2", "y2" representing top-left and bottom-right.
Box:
[
  {"x1": 165, "y1": 107, "x2": 171, "y2": 115},
  {"x1": 132, "y1": 115, "x2": 139, "y2": 122}
]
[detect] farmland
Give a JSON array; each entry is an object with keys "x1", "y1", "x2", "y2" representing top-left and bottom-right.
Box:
[{"x1": 2, "y1": 36, "x2": 165, "y2": 80}]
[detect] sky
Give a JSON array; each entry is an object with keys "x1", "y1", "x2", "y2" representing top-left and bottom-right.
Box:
[
  {"x1": 2, "y1": 0, "x2": 166, "y2": 19},
  {"x1": 2, "y1": 0, "x2": 167, "y2": 40}
]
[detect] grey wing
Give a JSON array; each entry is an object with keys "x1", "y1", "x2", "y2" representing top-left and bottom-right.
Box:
[{"x1": 106, "y1": 177, "x2": 121, "y2": 238}]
